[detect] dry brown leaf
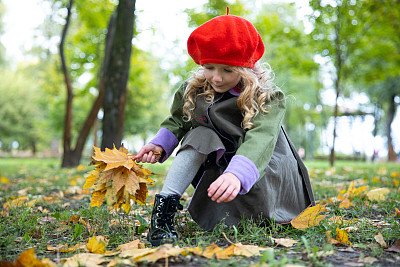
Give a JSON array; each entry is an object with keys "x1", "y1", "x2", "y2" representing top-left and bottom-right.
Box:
[
  {"x1": 385, "y1": 239, "x2": 400, "y2": 253},
  {"x1": 118, "y1": 239, "x2": 144, "y2": 251},
  {"x1": 135, "y1": 244, "x2": 187, "y2": 263},
  {"x1": 62, "y1": 253, "x2": 106, "y2": 267},
  {"x1": 290, "y1": 204, "x2": 327, "y2": 229},
  {"x1": 272, "y1": 238, "x2": 298, "y2": 248},
  {"x1": 374, "y1": 232, "x2": 388, "y2": 248},
  {"x1": 119, "y1": 247, "x2": 155, "y2": 260},
  {"x1": 47, "y1": 243, "x2": 86, "y2": 253},
  {"x1": 226, "y1": 243, "x2": 271, "y2": 257}
]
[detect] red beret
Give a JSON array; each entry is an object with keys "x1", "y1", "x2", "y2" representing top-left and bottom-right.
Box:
[{"x1": 187, "y1": 15, "x2": 265, "y2": 68}]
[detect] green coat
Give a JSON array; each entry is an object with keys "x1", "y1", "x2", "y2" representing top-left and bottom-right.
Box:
[{"x1": 158, "y1": 83, "x2": 315, "y2": 230}]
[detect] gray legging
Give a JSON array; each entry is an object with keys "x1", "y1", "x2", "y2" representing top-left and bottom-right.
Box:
[{"x1": 160, "y1": 147, "x2": 207, "y2": 197}]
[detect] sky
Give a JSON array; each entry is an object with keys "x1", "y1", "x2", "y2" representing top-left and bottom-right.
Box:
[{"x1": 1, "y1": 0, "x2": 399, "y2": 158}]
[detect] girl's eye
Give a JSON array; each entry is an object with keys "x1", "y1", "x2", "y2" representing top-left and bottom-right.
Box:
[
  {"x1": 204, "y1": 65, "x2": 214, "y2": 70},
  {"x1": 224, "y1": 69, "x2": 233, "y2": 73}
]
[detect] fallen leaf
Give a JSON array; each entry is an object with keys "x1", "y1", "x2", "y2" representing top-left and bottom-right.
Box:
[
  {"x1": 272, "y1": 238, "x2": 298, "y2": 248},
  {"x1": 119, "y1": 247, "x2": 155, "y2": 260},
  {"x1": 339, "y1": 197, "x2": 354, "y2": 209},
  {"x1": 47, "y1": 243, "x2": 86, "y2": 253},
  {"x1": 290, "y1": 204, "x2": 327, "y2": 229},
  {"x1": 374, "y1": 232, "x2": 388, "y2": 248},
  {"x1": 135, "y1": 244, "x2": 187, "y2": 263},
  {"x1": 394, "y1": 208, "x2": 400, "y2": 217},
  {"x1": 87, "y1": 236, "x2": 108, "y2": 254},
  {"x1": 336, "y1": 227, "x2": 352, "y2": 246},
  {"x1": 118, "y1": 239, "x2": 144, "y2": 251},
  {"x1": 62, "y1": 253, "x2": 106, "y2": 267},
  {"x1": 366, "y1": 188, "x2": 390, "y2": 201},
  {"x1": 385, "y1": 239, "x2": 400, "y2": 253},
  {"x1": 227, "y1": 243, "x2": 271, "y2": 257},
  {"x1": 187, "y1": 244, "x2": 225, "y2": 259},
  {"x1": 0, "y1": 248, "x2": 54, "y2": 267},
  {"x1": 0, "y1": 176, "x2": 10, "y2": 183}
]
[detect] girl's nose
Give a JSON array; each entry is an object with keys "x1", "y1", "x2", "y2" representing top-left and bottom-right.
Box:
[{"x1": 213, "y1": 71, "x2": 222, "y2": 83}]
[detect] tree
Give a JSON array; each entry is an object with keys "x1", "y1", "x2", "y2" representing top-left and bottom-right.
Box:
[
  {"x1": 350, "y1": 1, "x2": 400, "y2": 161},
  {"x1": 58, "y1": 0, "x2": 118, "y2": 167},
  {"x1": 308, "y1": 0, "x2": 375, "y2": 165},
  {"x1": 101, "y1": 0, "x2": 136, "y2": 150}
]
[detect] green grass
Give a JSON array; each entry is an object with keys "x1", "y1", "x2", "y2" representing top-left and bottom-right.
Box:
[{"x1": 0, "y1": 157, "x2": 399, "y2": 266}]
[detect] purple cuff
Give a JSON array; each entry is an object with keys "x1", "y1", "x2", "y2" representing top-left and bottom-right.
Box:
[
  {"x1": 223, "y1": 155, "x2": 259, "y2": 194},
  {"x1": 150, "y1": 128, "x2": 179, "y2": 162}
]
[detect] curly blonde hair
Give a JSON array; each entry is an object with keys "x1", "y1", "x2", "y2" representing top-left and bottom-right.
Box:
[{"x1": 182, "y1": 62, "x2": 280, "y2": 129}]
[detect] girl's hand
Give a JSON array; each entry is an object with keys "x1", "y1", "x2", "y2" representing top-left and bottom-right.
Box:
[
  {"x1": 134, "y1": 143, "x2": 164, "y2": 164},
  {"x1": 207, "y1": 172, "x2": 241, "y2": 203}
]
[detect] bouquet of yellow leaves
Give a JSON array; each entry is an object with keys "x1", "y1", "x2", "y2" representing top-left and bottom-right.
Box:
[{"x1": 83, "y1": 146, "x2": 154, "y2": 213}]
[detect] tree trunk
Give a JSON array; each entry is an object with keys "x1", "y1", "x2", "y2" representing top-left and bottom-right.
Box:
[
  {"x1": 60, "y1": 0, "x2": 75, "y2": 167},
  {"x1": 60, "y1": 0, "x2": 118, "y2": 167},
  {"x1": 329, "y1": 13, "x2": 343, "y2": 167},
  {"x1": 101, "y1": 0, "x2": 136, "y2": 150},
  {"x1": 387, "y1": 94, "x2": 397, "y2": 161}
]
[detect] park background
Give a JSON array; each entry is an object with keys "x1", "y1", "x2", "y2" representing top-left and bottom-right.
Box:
[{"x1": 0, "y1": 0, "x2": 399, "y2": 166}]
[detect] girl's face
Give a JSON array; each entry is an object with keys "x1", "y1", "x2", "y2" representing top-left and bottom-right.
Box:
[{"x1": 203, "y1": 63, "x2": 241, "y2": 93}]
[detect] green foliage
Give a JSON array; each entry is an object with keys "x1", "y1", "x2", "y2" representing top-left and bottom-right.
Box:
[
  {"x1": 0, "y1": 68, "x2": 50, "y2": 151},
  {"x1": 125, "y1": 49, "x2": 170, "y2": 142}
]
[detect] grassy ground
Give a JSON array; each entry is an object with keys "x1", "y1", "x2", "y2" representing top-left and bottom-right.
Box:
[{"x1": 0, "y1": 157, "x2": 399, "y2": 266}]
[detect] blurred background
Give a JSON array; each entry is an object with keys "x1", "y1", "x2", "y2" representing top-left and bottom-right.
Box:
[{"x1": 0, "y1": 0, "x2": 399, "y2": 167}]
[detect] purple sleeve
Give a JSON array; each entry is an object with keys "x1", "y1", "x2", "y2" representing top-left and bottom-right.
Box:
[
  {"x1": 223, "y1": 155, "x2": 259, "y2": 194},
  {"x1": 150, "y1": 128, "x2": 179, "y2": 163}
]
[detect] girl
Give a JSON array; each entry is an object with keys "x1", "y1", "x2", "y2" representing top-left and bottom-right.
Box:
[{"x1": 135, "y1": 12, "x2": 315, "y2": 246}]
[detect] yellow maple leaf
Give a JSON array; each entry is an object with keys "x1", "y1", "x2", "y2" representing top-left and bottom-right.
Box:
[
  {"x1": 90, "y1": 189, "x2": 107, "y2": 207},
  {"x1": 92, "y1": 146, "x2": 133, "y2": 171},
  {"x1": 10, "y1": 248, "x2": 53, "y2": 267},
  {"x1": 290, "y1": 204, "x2": 327, "y2": 229},
  {"x1": 187, "y1": 244, "x2": 225, "y2": 259},
  {"x1": 336, "y1": 227, "x2": 352, "y2": 246},
  {"x1": 339, "y1": 196, "x2": 354, "y2": 209},
  {"x1": 83, "y1": 168, "x2": 102, "y2": 190},
  {"x1": 366, "y1": 188, "x2": 390, "y2": 201},
  {"x1": 131, "y1": 183, "x2": 149, "y2": 205},
  {"x1": 87, "y1": 236, "x2": 108, "y2": 254}
]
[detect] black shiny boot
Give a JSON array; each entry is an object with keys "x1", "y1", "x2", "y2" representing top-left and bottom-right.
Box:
[{"x1": 147, "y1": 194, "x2": 183, "y2": 246}]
